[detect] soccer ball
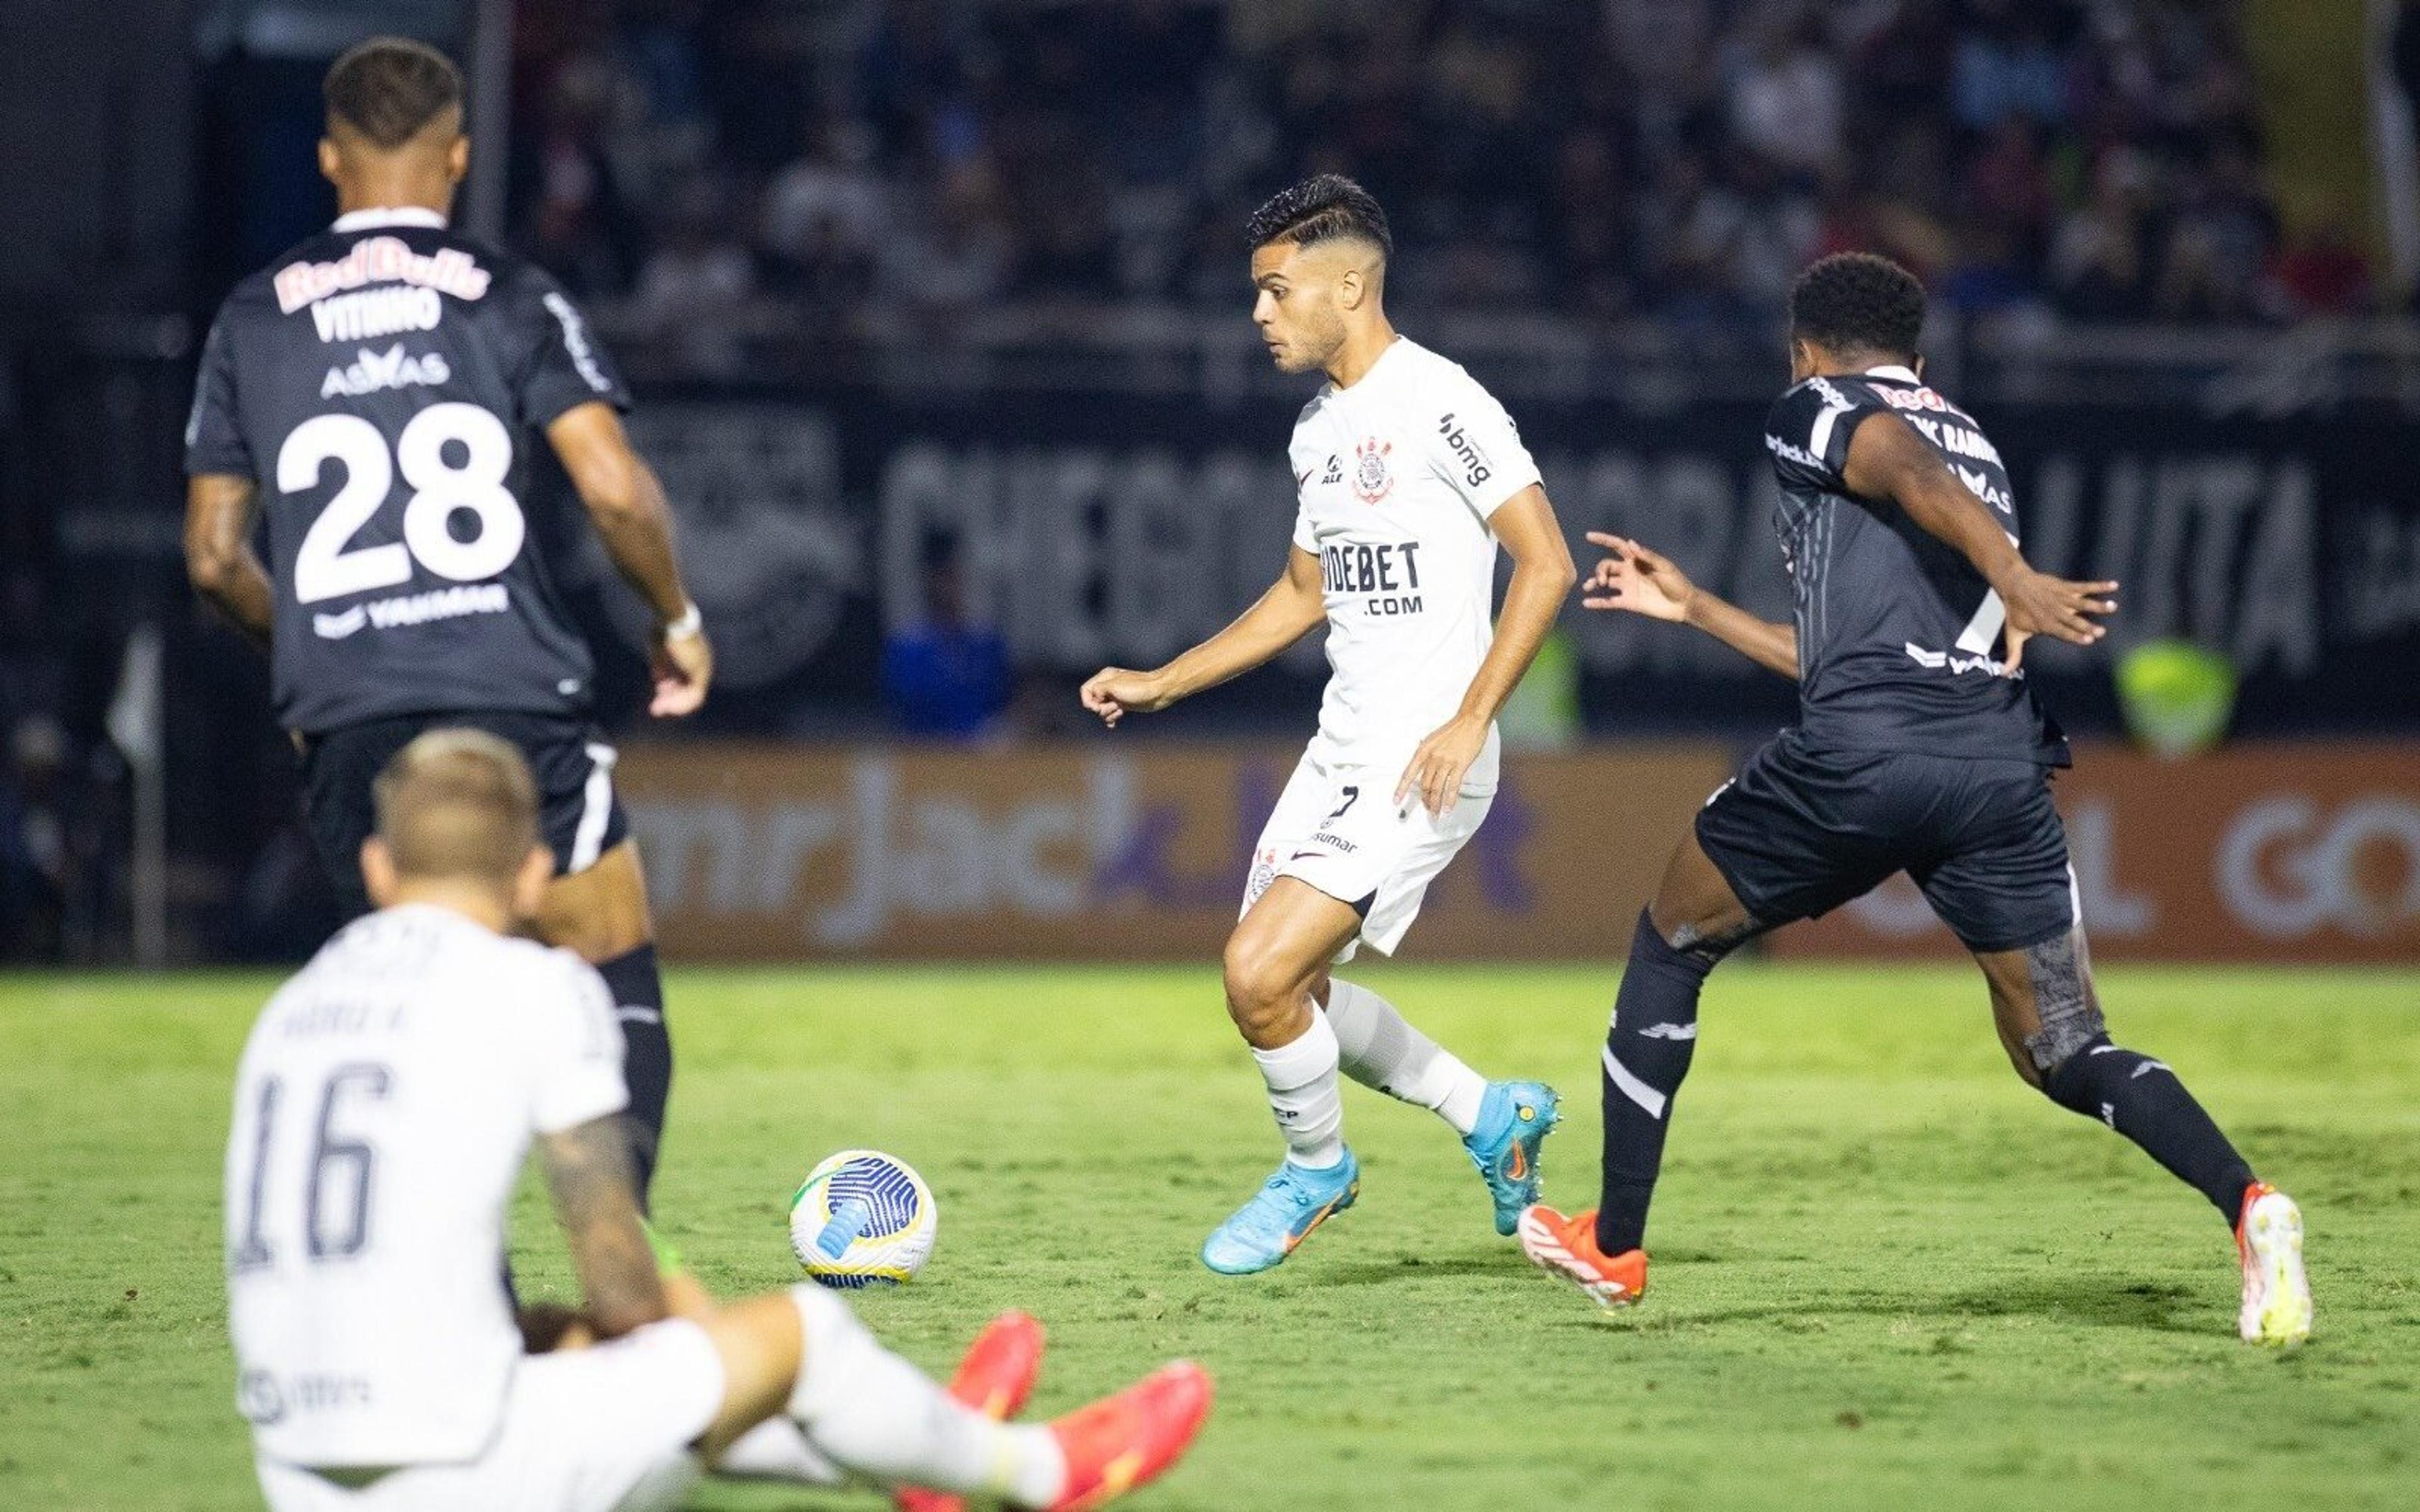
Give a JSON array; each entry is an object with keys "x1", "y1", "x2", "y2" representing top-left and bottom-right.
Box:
[{"x1": 788, "y1": 1150, "x2": 938, "y2": 1288}]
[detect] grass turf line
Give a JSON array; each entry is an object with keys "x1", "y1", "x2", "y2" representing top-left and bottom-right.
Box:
[{"x1": 1, "y1": 964, "x2": 2414, "y2": 1510}]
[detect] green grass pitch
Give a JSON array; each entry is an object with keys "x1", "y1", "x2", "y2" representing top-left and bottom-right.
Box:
[{"x1": 3, "y1": 963, "x2": 2416, "y2": 1509}]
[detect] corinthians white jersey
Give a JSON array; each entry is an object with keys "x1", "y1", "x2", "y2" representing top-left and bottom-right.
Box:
[
  {"x1": 224, "y1": 904, "x2": 626, "y2": 1468},
  {"x1": 1288, "y1": 337, "x2": 1540, "y2": 791}
]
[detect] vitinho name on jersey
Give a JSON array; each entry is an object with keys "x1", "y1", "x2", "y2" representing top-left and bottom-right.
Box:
[
  {"x1": 310, "y1": 287, "x2": 444, "y2": 344},
  {"x1": 311, "y1": 583, "x2": 510, "y2": 640},
  {"x1": 321, "y1": 343, "x2": 451, "y2": 398},
  {"x1": 274, "y1": 235, "x2": 492, "y2": 314}
]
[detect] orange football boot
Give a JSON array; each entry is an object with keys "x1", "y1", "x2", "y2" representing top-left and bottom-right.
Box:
[{"x1": 1517, "y1": 1204, "x2": 1648, "y2": 1310}]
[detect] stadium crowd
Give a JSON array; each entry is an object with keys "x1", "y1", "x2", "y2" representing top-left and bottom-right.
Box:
[{"x1": 502, "y1": 0, "x2": 2364, "y2": 374}]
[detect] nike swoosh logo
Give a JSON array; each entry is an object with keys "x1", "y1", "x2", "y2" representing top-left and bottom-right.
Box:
[
  {"x1": 1505, "y1": 1143, "x2": 1528, "y2": 1180},
  {"x1": 1295, "y1": 469, "x2": 1313, "y2": 486},
  {"x1": 1283, "y1": 1191, "x2": 1351, "y2": 1253}
]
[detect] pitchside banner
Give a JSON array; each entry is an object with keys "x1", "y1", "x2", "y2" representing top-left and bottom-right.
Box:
[
  {"x1": 617, "y1": 742, "x2": 2419, "y2": 963},
  {"x1": 1773, "y1": 742, "x2": 2420, "y2": 965},
  {"x1": 625, "y1": 392, "x2": 2420, "y2": 732},
  {"x1": 618, "y1": 743, "x2": 1733, "y2": 961}
]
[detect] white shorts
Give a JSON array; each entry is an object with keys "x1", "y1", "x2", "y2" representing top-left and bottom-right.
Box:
[
  {"x1": 256, "y1": 1321, "x2": 724, "y2": 1512},
  {"x1": 1241, "y1": 751, "x2": 1492, "y2": 962}
]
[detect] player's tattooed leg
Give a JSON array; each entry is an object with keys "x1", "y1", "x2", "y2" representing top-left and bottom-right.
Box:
[
  {"x1": 1979, "y1": 934, "x2": 2258, "y2": 1224},
  {"x1": 2016, "y1": 931, "x2": 2103, "y2": 1078}
]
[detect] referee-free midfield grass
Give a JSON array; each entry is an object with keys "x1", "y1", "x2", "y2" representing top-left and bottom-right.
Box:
[{"x1": 1, "y1": 963, "x2": 2415, "y2": 1511}]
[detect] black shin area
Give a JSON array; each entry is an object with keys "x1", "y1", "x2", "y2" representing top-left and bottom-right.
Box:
[
  {"x1": 596, "y1": 944, "x2": 673, "y2": 1205},
  {"x1": 2041, "y1": 1036, "x2": 2256, "y2": 1224},
  {"x1": 1598, "y1": 909, "x2": 1732, "y2": 1255}
]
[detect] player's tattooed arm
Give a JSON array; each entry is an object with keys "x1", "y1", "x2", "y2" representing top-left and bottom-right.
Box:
[
  {"x1": 1398, "y1": 484, "x2": 1577, "y2": 814},
  {"x1": 1581, "y1": 532, "x2": 1799, "y2": 680},
  {"x1": 538, "y1": 1112, "x2": 669, "y2": 1340},
  {"x1": 1842, "y1": 411, "x2": 2117, "y2": 668},
  {"x1": 1083, "y1": 545, "x2": 1326, "y2": 726},
  {"x1": 547, "y1": 402, "x2": 713, "y2": 718},
  {"x1": 183, "y1": 474, "x2": 274, "y2": 650}
]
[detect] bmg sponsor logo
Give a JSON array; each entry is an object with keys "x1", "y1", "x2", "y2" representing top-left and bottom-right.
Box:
[{"x1": 1436, "y1": 413, "x2": 1490, "y2": 488}]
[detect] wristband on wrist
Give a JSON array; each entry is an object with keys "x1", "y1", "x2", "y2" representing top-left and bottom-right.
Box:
[{"x1": 660, "y1": 602, "x2": 703, "y2": 641}]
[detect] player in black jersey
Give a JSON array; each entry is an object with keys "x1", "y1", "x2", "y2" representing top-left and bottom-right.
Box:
[
  {"x1": 1518, "y1": 254, "x2": 2311, "y2": 1344},
  {"x1": 183, "y1": 38, "x2": 706, "y2": 1200}
]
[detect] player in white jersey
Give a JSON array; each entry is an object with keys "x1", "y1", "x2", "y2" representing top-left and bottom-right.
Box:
[
  {"x1": 1081, "y1": 177, "x2": 1579, "y2": 1274},
  {"x1": 226, "y1": 730, "x2": 1210, "y2": 1512}
]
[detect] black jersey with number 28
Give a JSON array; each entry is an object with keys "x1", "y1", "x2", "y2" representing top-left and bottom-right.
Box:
[
  {"x1": 1760, "y1": 365, "x2": 2067, "y2": 766},
  {"x1": 185, "y1": 209, "x2": 632, "y2": 736}
]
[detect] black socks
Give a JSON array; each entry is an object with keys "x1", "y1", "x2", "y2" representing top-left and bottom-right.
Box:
[
  {"x1": 2042, "y1": 1036, "x2": 2257, "y2": 1223},
  {"x1": 596, "y1": 943, "x2": 673, "y2": 1205},
  {"x1": 1598, "y1": 910, "x2": 1719, "y2": 1256}
]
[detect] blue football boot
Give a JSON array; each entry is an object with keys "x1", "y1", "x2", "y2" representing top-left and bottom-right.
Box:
[
  {"x1": 1463, "y1": 1080, "x2": 1559, "y2": 1235},
  {"x1": 1200, "y1": 1149, "x2": 1361, "y2": 1275}
]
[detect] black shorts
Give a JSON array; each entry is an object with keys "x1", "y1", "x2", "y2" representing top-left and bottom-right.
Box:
[
  {"x1": 301, "y1": 711, "x2": 628, "y2": 920},
  {"x1": 1695, "y1": 734, "x2": 2075, "y2": 953}
]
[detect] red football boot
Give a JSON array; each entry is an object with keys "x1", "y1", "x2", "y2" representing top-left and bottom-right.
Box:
[
  {"x1": 1044, "y1": 1361, "x2": 1214, "y2": 1511},
  {"x1": 895, "y1": 1311, "x2": 1047, "y2": 1512}
]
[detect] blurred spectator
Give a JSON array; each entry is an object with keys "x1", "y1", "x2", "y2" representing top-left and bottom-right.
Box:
[
  {"x1": 1950, "y1": 0, "x2": 2072, "y2": 132},
  {"x1": 2154, "y1": 139, "x2": 2280, "y2": 323},
  {"x1": 2048, "y1": 150, "x2": 2154, "y2": 319},
  {"x1": 880, "y1": 544, "x2": 1011, "y2": 740},
  {"x1": 761, "y1": 114, "x2": 890, "y2": 307},
  {"x1": 0, "y1": 716, "x2": 67, "y2": 958},
  {"x1": 635, "y1": 183, "x2": 758, "y2": 376},
  {"x1": 1727, "y1": 9, "x2": 1845, "y2": 185},
  {"x1": 2271, "y1": 204, "x2": 2374, "y2": 318},
  {"x1": 499, "y1": 0, "x2": 2294, "y2": 338},
  {"x1": 516, "y1": 51, "x2": 643, "y2": 295},
  {"x1": 880, "y1": 161, "x2": 1015, "y2": 321}
]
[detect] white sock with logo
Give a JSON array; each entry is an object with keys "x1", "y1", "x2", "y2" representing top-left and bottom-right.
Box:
[
  {"x1": 1323, "y1": 978, "x2": 1488, "y2": 1137},
  {"x1": 787, "y1": 1286, "x2": 1065, "y2": 1508},
  {"x1": 1252, "y1": 1010, "x2": 1347, "y2": 1169}
]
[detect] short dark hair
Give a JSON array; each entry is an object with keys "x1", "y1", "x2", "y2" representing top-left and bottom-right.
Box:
[
  {"x1": 1246, "y1": 174, "x2": 1392, "y2": 260},
  {"x1": 1789, "y1": 253, "x2": 1927, "y2": 360},
  {"x1": 324, "y1": 37, "x2": 463, "y2": 149}
]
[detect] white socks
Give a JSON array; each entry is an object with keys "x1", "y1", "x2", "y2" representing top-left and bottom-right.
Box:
[
  {"x1": 1252, "y1": 1010, "x2": 1347, "y2": 1169},
  {"x1": 1323, "y1": 978, "x2": 1487, "y2": 1136},
  {"x1": 717, "y1": 1418, "x2": 844, "y2": 1486},
  {"x1": 786, "y1": 1286, "x2": 1066, "y2": 1508}
]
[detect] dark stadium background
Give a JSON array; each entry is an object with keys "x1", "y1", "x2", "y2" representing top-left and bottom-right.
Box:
[{"x1": 3, "y1": 0, "x2": 2417, "y2": 965}]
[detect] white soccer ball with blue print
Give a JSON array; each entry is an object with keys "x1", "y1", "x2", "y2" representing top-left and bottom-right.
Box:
[{"x1": 788, "y1": 1150, "x2": 938, "y2": 1288}]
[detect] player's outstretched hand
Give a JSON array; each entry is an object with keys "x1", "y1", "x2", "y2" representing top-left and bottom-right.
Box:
[
  {"x1": 1580, "y1": 533, "x2": 1695, "y2": 622},
  {"x1": 650, "y1": 625, "x2": 713, "y2": 718},
  {"x1": 1995, "y1": 566, "x2": 2118, "y2": 672},
  {"x1": 1397, "y1": 714, "x2": 1488, "y2": 817},
  {"x1": 1080, "y1": 667, "x2": 1171, "y2": 728}
]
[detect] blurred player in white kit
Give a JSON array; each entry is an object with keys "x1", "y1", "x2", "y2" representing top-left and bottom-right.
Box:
[
  {"x1": 1082, "y1": 176, "x2": 1579, "y2": 1274},
  {"x1": 224, "y1": 728, "x2": 1210, "y2": 1512}
]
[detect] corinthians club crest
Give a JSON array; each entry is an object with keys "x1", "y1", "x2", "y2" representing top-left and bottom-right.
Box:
[{"x1": 1351, "y1": 437, "x2": 1393, "y2": 503}]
